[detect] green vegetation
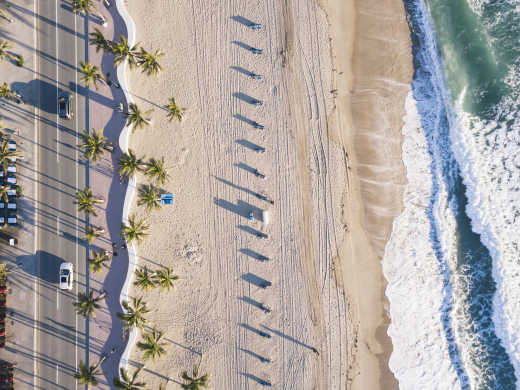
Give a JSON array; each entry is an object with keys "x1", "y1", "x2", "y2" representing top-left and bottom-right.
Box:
[
  {"x1": 117, "y1": 296, "x2": 150, "y2": 330},
  {"x1": 74, "y1": 187, "x2": 104, "y2": 216},
  {"x1": 181, "y1": 365, "x2": 210, "y2": 390},
  {"x1": 88, "y1": 250, "x2": 111, "y2": 273},
  {"x1": 79, "y1": 61, "x2": 105, "y2": 89},
  {"x1": 154, "y1": 267, "x2": 179, "y2": 292},
  {"x1": 79, "y1": 128, "x2": 114, "y2": 163},
  {"x1": 73, "y1": 290, "x2": 106, "y2": 318},
  {"x1": 164, "y1": 97, "x2": 186, "y2": 122},
  {"x1": 121, "y1": 214, "x2": 149, "y2": 244}
]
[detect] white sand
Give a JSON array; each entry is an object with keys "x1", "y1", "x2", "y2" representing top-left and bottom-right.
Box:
[{"x1": 123, "y1": 0, "x2": 412, "y2": 388}]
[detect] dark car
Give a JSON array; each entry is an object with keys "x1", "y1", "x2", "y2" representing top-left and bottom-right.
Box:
[{"x1": 58, "y1": 92, "x2": 72, "y2": 119}]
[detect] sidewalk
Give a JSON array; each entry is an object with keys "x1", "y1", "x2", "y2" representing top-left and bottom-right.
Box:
[
  {"x1": 0, "y1": 1, "x2": 40, "y2": 389},
  {"x1": 84, "y1": 2, "x2": 131, "y2": 388}
]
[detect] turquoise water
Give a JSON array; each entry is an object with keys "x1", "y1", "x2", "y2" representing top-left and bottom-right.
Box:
[{"x1": 400, "y1": 0, "x2": 520, "y2": 388}]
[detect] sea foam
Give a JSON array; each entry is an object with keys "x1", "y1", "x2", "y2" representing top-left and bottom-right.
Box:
[
  {"x1": 383, "y1": 92, "x2": 461, "y2": 390},
  {"x1": 450, "y1": 93, "x2": 520, "y2": 385}
]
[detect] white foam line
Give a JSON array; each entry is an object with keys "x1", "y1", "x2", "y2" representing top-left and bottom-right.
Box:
[{"x1": 114, "y1": 0, "x2": 138, "y2": 373}]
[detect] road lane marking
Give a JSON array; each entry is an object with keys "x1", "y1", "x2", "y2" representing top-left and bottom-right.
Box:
[
  {"x1": 56, "y1": 215, "x2": 61, "y2": 236},
  {"x1": 56, "y1": 289, "x2": 59, "y2": 309},
  {"x1": 55, "y1": 0, "x2": 59, "y2": 162},
  {"x1": 74, "y1": 11, "x2": 79, "y2": 389},
  {"x1": 56, "y1": 363, "x2": 58, "y2": 384}
]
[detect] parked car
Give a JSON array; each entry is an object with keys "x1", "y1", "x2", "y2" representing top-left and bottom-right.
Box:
[{"x1": 59, "y1": 262, "x2": 73, "y2": 290}]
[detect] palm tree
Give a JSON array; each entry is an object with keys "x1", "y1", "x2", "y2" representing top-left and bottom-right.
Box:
[
  {"x1": 0, "y1": 186, "x2": 8, "y2": 202},
  {"x1": 74, "y1": 358, "x2": 105, "y2": 388},
  {"x1": 136, "y1": 47, "x2": 164, "y2": 76},
  {"x1": 88, "y1": 250, "x2": 110, "y2": 273},
  {"x1": 144, "y1": 157, "x2": 170, "y2": 186},
  {"x1": 83, "y1": 225, "x2": 104, "y2": 244},
  {"x1": 79, "y1": 128, "x2": 114, "y2": 163},
  {"x1": 0, "y1": 39, "x2": 16, "y2": 62},
  {"x1": 137, "y1": 184, "x2": 161, "y2": 213},
  {"x1": 72, "y1": 0, "x2": 97, "y2": 15},
  {"x1": 137, "y1": 326, "x2": 167, "y2": 361},
  {"x1": 0, "y1": 82, "x2": 19, "y2": 101},
  {"x1": 0, "y1": 263, "x2": 10, "y2": 280},
  {"x1": 79, "y1": 61, "x2": 105, "y2": 90},
  {"x1": 113, "y1": 366, "x2": 145, "y2": 390},
  {"x1": 124, "y1": 103, "x2": 153, "y2": 131},
  {"x1": 89, "y1": 27, "x2": 110, "y2": 53},
  {"x1": 118, "y1": 149, "x2": 144, "y2": 181},
  {"x1": 133, "y1": 266, "x2": 156, "y2": 291},
  {"x1": 116, "y1": 296, "x2": 150, "y2": 330},
  {"x1": 0, "y1": 2, "x2": 14, "y2": 23},
  {"x1": 74, "y1": 187, "x2": 104, "y2": 216},
  {"x1": 164, "y1": 97, "x2": 186, "y2": 122},
  {"x1": 73, "y1": 290, "x2": 106, "y2": 318},
  {"x1": 110, "y1": 35, "x2": 140, "y2": 69},
  {"x1": 181, "y1": 365, "x2": 209, "y2": 390},
  {"x1": 0, "y1": 139, "x2": 22, "y2": 172},
  {"x1": 154, "y1": 267, "x2": 179, "y2": 292},
  {"x1": 121, "y1": 214, "x2": 149, "y2": 244}
]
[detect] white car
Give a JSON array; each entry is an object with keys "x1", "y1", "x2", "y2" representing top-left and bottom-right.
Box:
[{"x1": 59, "y1": 262, "x2": 73, "y2": 290}]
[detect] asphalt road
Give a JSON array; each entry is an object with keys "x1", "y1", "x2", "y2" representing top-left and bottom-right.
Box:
[{"x1": 36, "y1": 1, "x2": 87, "y2": 389}]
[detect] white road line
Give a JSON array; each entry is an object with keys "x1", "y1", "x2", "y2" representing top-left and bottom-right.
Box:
[
  {"x1": 55, "y1": 0, "x2": 59, "y2": 162},
  {"x1": 55, "y1": 363, "x2": 59, "y2": 384},
  {"x1": 56, "y1": 289, "x2": 59, "y2": 309},
  {"x1": 74, "y1": 11, "x2": 79, "y2": 390},
  {"x1": 33, "y1": 0, "x2": 39, "y2": 387}
]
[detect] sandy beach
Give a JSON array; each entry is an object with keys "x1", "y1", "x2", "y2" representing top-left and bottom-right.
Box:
[
  {"x1": 322, "y1": 0, "x2": 413, "y2": 388},
  {"x1": 120, "y1": 0, "x2": 412, "y2": 388}
]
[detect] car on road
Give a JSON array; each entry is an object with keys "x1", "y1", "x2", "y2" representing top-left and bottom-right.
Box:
[
  {"x1": 58, "y1": 91, "x2": 72, "y2": 119},
  {"x1": 59, "y1": 262, "x2": 73, "y2": 290}
]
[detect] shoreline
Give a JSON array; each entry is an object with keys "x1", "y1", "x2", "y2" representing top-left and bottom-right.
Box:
[{"x1": 320, "y1": 0, "x2": 413, "y2": 388}]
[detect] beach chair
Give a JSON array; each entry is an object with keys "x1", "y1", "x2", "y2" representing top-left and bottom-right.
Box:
[{"x1": 160, "y1": 194, "x2": 174, "y2": 205}]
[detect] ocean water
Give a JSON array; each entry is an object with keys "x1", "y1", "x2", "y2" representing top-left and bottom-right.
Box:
[{"x1": 383, "y1": 0, "x2": 520, "y2": 389}]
